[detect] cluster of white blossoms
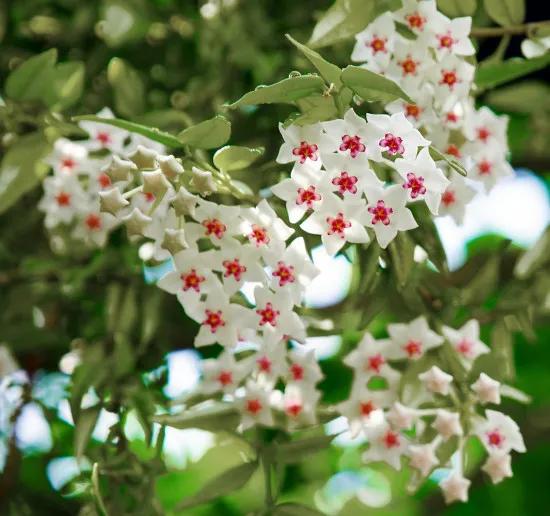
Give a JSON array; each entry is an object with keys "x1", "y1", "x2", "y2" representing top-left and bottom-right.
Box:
[{"x1": 338, "y1": 317, "x2": 525, "y2": 503}]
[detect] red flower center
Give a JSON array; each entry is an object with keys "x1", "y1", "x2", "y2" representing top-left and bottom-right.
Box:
[
  {"x1": 445, "y1": 144, "x2": 461, "y2": 158},
  {"x1": 456, "y1": 338, "x2": 473, "y2": 356},
  {"x1": 437, "y1": 31, "x2": 457, "y2": 50},
  {"x1": 487, "y1": 429, "x2": 506, "y2": 448},
  {"x1": 478, "y1": 159, "x2": 492, "y2": 176},
  {"x1": 290, "y1": 363, "x2": 304, "y2": 381},
  {"x1": 366, "y1": 353, "x2": 386, "y2": 374},
  {"x1": 368, "y1": 200, "x2": 393, "y2": 226},
  {"x1": 98, "y1": 173, "x2": 111, "y2": 189},
  {"x1": 368, "y1": 35, "x2": 388, "y2": 54},
  {"x1": 60, "y1": 157, "x2": 76, "y2": 171},
  {"x1": 85, "y1": 214, "x2": 102, "y2": 231},
  {"x1": 286, "y1": 402, "x2": 303, "y2": 418},
  {"x1": 257, "y1": 356, "x2": 272, "y2": 373},
  {"x1": 441, "y1": 190, "x2": 456, "y2": 207},
  {"x1": 217, "y1": 370, "x2": 233, "y2": 387},
  {"x1": 379, "y1": 133, "x2": 405, "y2": 156},
  {"x1": 402, "y1": 172, "x2": 426, "y2": 199},
  {"x1": 249, "y1": 224, "x2": 270, "y2": 246},
  {"x1": 405, "y1": 104, "x2": 422, "y2": 121},
  {"x1": 223, "y1": 258, "x2": 247, "y2": 281},
  {"x1": 403, "y1": 339, "x2": 423, "y2": 358},
  {"x1": 256, "y1": 302, "x2": 280, "y2": 326},
  {"x1": 202, "y1": 218, "x2": 227, "y2": 239},
  {"x1": 440, "y1": 69, "x2": 460, "y2": 90},
  {"x1": 296, "y1": 186, "x2": 321, "y2": 209},
  {"x1": 292, "y1": 141, "x2": 319, "y2": 164},
  {"x1": 360, "y1": 400, "x2": 376, "y2": 417},
  {"x1": 96, "y1": 131, "x2": 111, "y2": 146},
  {"x1": 247, "y1": 398, "x2": 263, "y2": 415},
  {"x1": 326, "y1": 212, "x2": 351, "y2": 238},
  {"x1": 382, "y1": 429, "x2": 400, "y2": 449},
  {"x1": 144, "y1": 193, "x2": 155, "y2": 203},
  {"x1": 181, "y1": 269, "x2": 206, "y2": 292},
  {"x1": 340, "y1": 135, "x2": 366, "y2": 158},
  {"x1": 446, "y1": 112, "x2": 460, "y2": 124},
  {"x1": 202, "y1": 309, "x2": 226, "y2": 333},
  {"x1": 55, "y1": 191, "x2": 71, "y2": 207},
  {"x1": 477, "y1": 127, "x2": 491, "y2": 142},
  {"x1": 273, "y1": 261, "x2": 296, "y2": 287},
  {"x1": 332, "y1": 171, "x2": 359, "y2": 195},
  {"x1": 398, "y1": 55, "x2": 419, "y2": 76},
  {"x1": 405, "y1": 11, "x2": 426, "y2": 30}
]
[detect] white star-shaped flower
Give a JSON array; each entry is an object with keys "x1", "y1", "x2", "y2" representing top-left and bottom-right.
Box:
[
  {"x1": 437, "y1": 172, "x2": 477, "y2": 225},
  {"x1": 286, "y1": 347, "x2": 324, "y2": 385},
  {"x1": 440, "y1": 472, "x2": 471, "y2": 504},
  {"x1": 241, "y1": 199, "x2": 294, "y2": 249},
  {"x1": 481, "y1": 453, "x2": 513, "y2": 484},
  {"x1": 475, "y1": 410, "x2": 526, "y2": 455},
  {"x1": 432, "y1": 409, "x2": 463, "y2": 440},
  {"x1": 283, "y1": 383, "x2": 321, "y2": 431},
  {"x1": 363, "y1": 421, "x2": 409, "y2": 470},
  {"x1": 386, "y1": 401, "x2": 416, "y2": 431},
  {"x1": 236, "y1": 380, "x2": 275, "y2": 430},
  {"x1": 43, "y1": 138, "x2": 89, "y2": 176},
  {"x1": 276, "y1": 122, "x2": 331, "y2": 171},
  {"x1": 409, "y1": 442, "x2": 439, "y2": 477},
  {"x1": 419, "y1": 366, "x2": 454, "y2": 395},
  {"x1": 352, "y1": 12, "x2": 397, "y2": 71},
  {"x1": 38, "y1": 175, "x2": 89, "y2": 228},
  {"x1": 190, "y1": 166, "x2": 218, "y2": 196},
  {"x1": 427, "y1": 14, "x2": 475, "y2": 61},
  {"x1": 393, "y1": 0, "x2": 439, "y2": 36},
  {"x1": 385, "y1": 315, "x2": 444, "y2": 361},
  {"x1": 442, "y1": 319, "x2": 490, "y2": 363},
  {"x1": 471, "y1": 373, "x2": 501, "y2": 405},
  {"x1": 430, "y1": 55, "x2": 475, "y2": 108},
  {"x1": 200, "y1": 350, "x2": 251, "y2": 395},
  {"x1": 78, "y1": 107, "x2": 128, "y2": 153}
]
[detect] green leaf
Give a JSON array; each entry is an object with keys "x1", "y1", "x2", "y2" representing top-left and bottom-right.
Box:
[
  {"x1": 177, "y1": 116, "x2": 231, "y2": 149},
  {"x1": 469, "y1": 352, "x2": 509, "y2": 383},
  {"x1": 460, "y1": 254, "x2": 500, "y2": 305},
  {"x1": 483, "y1": 0, "x2": 525, "y2": 26},
  {"x1": 175, "y1": 460, "x2": 259, "y2": 510},
  {"x1": 43, "y1": 61, "x2": 85, "y2": 111},
  {"x1": 72, "y1": 115, "x2": 184, "y2": 148},
  {"x1": 437, "y1": 0, "x2": 477, "y2": 17},
  {"x1": 275, "y1": 503, "x2": 325, "y2": 516},
  {"x1": 278, "y1": 434, "x2": 337, "y2": 465},
  {"x1": 476, "y1": 53, "x2": 550, "y2": 89},
  {"x1": 286, "y1": 34, "x2": 342, "y2": 89},
  {"x1": 213, "y1": 145, "x2": 264, "y2": 171},
  {"x1": 490, "y1": 320, "x2": 515, "y2": 380},
  {"x1": 153, "y1": 402, "x2": 240, "y2": 432},
  {"x1": 5, "y1": 48, "x2": 57, "y2": 102},
  {"x1": 388, "y1": 232, "x2": 414, "y2": 289},
  {"x1": 500, "y1": 384, "x2": 532, "y2": 404},
  {"x1": 410, "y1": 206, "x2": 448, "y2": 273},
  {"x1": 429, "y1": 146, "x2": 467, "y2": 177},
  {"x1": 485, "y1": 80, "x2": 550, "y2": 113},
  {"x1": 107, "y1": 57, "x2": 146, "y2": 117},
  {"x1": 74, "y1": 403, "x2": 101, "y2": 462},
  {"x1": 226, "y1": 75, "x2": 327, "y2": 109},
  {"x1": 128, "y1": 390, "x2": 156, "y2": 445},
  {"x1": 340, "y1": 66, "x2": 413, "y2": 104},
  {"x1": 0, "y1": 132, "x2": 52, "y2": 215},
  {"x1": 514, "y1": 226, "x2": 550, "y2": 278}
]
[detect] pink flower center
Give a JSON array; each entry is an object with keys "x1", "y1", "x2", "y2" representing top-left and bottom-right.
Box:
[
  {"x1": 202, "y1": 218, "x2": 227, "y2": 239},
  {"x1": 379, "y1": 133, "x2": 405, "y2": 156},
  {"x1": 440, "y1": 69, "x2": 460, "y2": 90},
  {"x1": 96, "y1": 131, "x2": 111, "y2": 146},
  {"x1": 273, "y1": 261, "x2": 296, "y2": 287},
  {"x1": 55, "y1": 191, "x2": 71, "y2": 207},
  {"x1": 456, "y1": 338, "x2": 473, "y2": 356},
  {"x1": 292, "y1": 141, "x2": 319, "y2": 164},
  {"x1": 360, "y1": 400, "x2": 376, "y2": 417},
  {"x1": 402, "y1": 172, "x2": 426, "y2": 199},
  {"x1": 286, "y1": 402, "x2": 303, "y2": 418},
  {"x1": 98, "y1": 173, "x2": 111, "y2": 189},
  {"x1": 340, "y1": 135, "x2": 366, "y2": 158},
  {"x1": 403, "y1": 339, "x2": 423, "y2": 358},
  {"x1": 296, "y1": 186, "x2": 321, "y2": 209},
  {"x1": 405, "y1": 104, "x2": 422, "y2": 121},
  {"x1": 181, "y1": 269, "x2": 206, "y2": 292},
  {"x1": 290, "y1": 363, "x2": 304, "y2": 381},
  {"x1": 332, "y1": 171, "x2": 359, "y2": 195},
  {"x1": 477, "y1": 127, "x2": 491, "y2": 142},
  {"x1": 478, "y1": 159, "x2": 492, "y2": 176},
  {"x1": 366, "y1": 353, "x2": 386, "y2": 374},
  {"x1": 382, "y1": 429, "x2": 401, "y2": 449},
  {"x1": 223, "y1": 258, "x2": 247, "y2": 281},
  {"x1": 398, "y1": 55, "x2": 419, "y2": 76},
  {"x1": 257, "y1": 356, "x2": 272, "y2": 373},
  {"x1": 368, "y1": 35, "x2": 388, "y2": 54},
  {"x1": 437, "y1": 31, "x2": 458, "y2": 50},
  {"x1": 405, "y1": 11, "x2": 426, "y2": 30},
  {"x1": 202, "y1": 309, "x2": 226, "y2": 333},
  {"x1": 445, "y1": 144, "x2": 461, "y2": 158},
  {"x1": 217, "y1": 370, "x2": 233, "y2": 387},
  {"x1": 368, "y1": 200, "x2": 393, "y2": 226},
  {"x1": 326, "y1": 212, "x2": 351, "y2": 238},
  {"x1": 249, "y1": 224, "x2": 270, "y2": 246},
  {"x1": 85, "y1": 214, "x2": 101, "y2": 231},
  {"x1": 441, "y1": 190, "x2": 456, "y2": 207},
  {"x1": 487, "y1": 429, "x2": 506, "y2": 448},
  {"x1": 256, "y1": 302, "x2": 280, "y2": 326},
  {"x1": 247, "y1": 398, "x2": 263, "y2": 415},
  {"x1": 61, "y1": 157, "x2": 76, "y2": 171}
]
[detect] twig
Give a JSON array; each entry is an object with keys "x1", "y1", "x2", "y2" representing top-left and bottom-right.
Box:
[{"x1": 470, "y1": 21, "x2": 550, "y2": 38}]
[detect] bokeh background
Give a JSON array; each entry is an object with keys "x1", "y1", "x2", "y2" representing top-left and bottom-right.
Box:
[{"x1": 1, "y1": 0, "x2": 550, "y2": 514}]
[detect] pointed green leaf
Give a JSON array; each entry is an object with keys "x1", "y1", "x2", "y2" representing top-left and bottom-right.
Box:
[
  {"x1": 388, "y1": 232, "x2": 414, "y2": 289},
  {"x1": 410, "y1": 206, "x2": 448, "y2": 273},
  {"x1": 153, "y1": 402, "x2": 240, "y2": 432},
  {"x1": 44, "y1": 61, "x2": 85, "y2": 111},
  {"x1": 485, "y1": 80, "x2": 550, "y2": 114},
  {"x1": 490, "y1": 320, "x2": 515, "y2": 380},
  {"x1": 75, "y1": 403, "x2": 101, "y2": 461},
  {"x1": 459, "y1": 254, "x2": 500, "y2": 305},
  {"x1": 128, "y1": 390, "x2": 156, "y2": 445},
  {"x1": 107, "y1": 57, "x2": 146, "y2": 117},
  {"x1": 476, "y1": 53, "x2": 550, "y2": 89},
  {"x1": 5, "y1": 48, "x2": 58, "y2": 102},
  {"x1": 500, "y1": 384, "x2": 532, "y2": 404},
  {"x1": 286, "y1": 34, "x2": 342, "y2": 89},
  {"x1": 175, "y1": 460, "x2": 259, "y2": 510},
  {"x1": 436, "y1": 0, "x2": 477, "y2": 17},
  {"x1": 72, "y1": 115, "x2": 184, "y2": 148},
  {"x1": 484, "y1": 0, "x2": 525, "y2": 26},
  {"x1": 226, "y1": 75, "x2": 327, "y2": 109},
  {"x1": 429, "y1": 146, "x2": 468, "y2": 177},
  {"x1": 213, "y1": 145, "x2": 264, "y2": 171},
  {"x1": 275, "y1": 503, "x2": 325, "y2": 516},
  {"x1": 341, "y1": 66, "x2": 413, "y2": 104},
  {"x1": 177, "y1": 115, "x2": 231, "y2": 149},
  {"x1": 278, "y1": 434, "x2": 337, "y2": 465}
]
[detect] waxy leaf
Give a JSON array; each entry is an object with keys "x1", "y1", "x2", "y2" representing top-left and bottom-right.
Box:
[
  {"x1": 213, "y1": 145, "x2": 264, "y2": 171},
  {"x1": 484, "y1": 0, "x2": 525, "y2": 26},
  {"x1": 107, "y1": 57, "x2": 146, "y2": 117},
  {"x1": 388, "y1": 232, "x2": 414, "y2": 289},
  {"x1": 44, "y1": 61, "x2": 85, "y2": 111},
  {"x1": 476, "y1": 53, "x2": 550, "y2": 89},
  {"x1": 341, "y1": 66, "x2": 413, "y2": 104},
  {"x1": 177, "y1": 115, "x2": 231, "y2": 149},
  {"x1": 226, "y1": 75, "x2": 327, "y2": 108},
  {"x1": 175, "y1": 460, "x2": 259, "y2": 510},
  {"x1": 153, "y1": 402, "x2": 240, "y2": 432},
  {"x1": 75, "y1": 403, "x2": 101, "y2": 462},
  {"x1": 278, "y1": 434, "x2": 337, "y2": 465},
  {"x1": 429, "y1": 146, "x2": 468, "y2": 177},
  {"x1": 275, "y1": 503, "x2": 326, "y2": 516},
  {"x1": 437, "y1": 0, "x2": 477, "y2": 17}
]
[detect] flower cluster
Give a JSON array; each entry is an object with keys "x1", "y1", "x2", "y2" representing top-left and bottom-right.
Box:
[{"x1": 338, "y1": 317, "x2": 525, "y2": 503}]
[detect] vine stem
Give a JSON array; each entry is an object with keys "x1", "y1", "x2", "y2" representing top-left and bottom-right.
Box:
[{"x1": 470, "y1": 20, "x2": 550, "y2": 38}]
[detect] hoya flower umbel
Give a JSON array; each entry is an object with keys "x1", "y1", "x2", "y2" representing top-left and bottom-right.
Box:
[
  {"x1": 385, "y1": 315, "x2": 444, "y2": 360},
  {"x1": 241, "y1": 199, "x2": 294, "y2": 249},
  {"x1": 43, "y1": 138, "x2": 89, "y2": 176},
  {"x1": 364, "y1": 184, "x2": 418, "y2": 249},
  {"x1": 394, "y1": 147, "x2": 450, "y2": 215},
  {"x1": 437, "y1": 173, "x2": 476, "y2": 225},
  {"x1": 363, "y1": 421, "x2": 409, "y2": 470},
  {"x1": 352, "y1": 12, "x2": 397, "y2": 71},
  {"x1": 475, "y1": 410, "x2": 526, "y2": 456},
  {"x1": 276, "y1": 122, "x2": 331, "y2": 171},
  {"x1": 428, "y1": 14, "x2": 475, "y2": 61},
  {"x1": 366, "y1": 112, "x2": 431, "y2": 160},
  {"x1": 442, "y1": 319, "x2": 490, "y2": 362}
]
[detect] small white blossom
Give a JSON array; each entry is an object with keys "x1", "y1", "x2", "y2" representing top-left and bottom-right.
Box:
[
  {"x1": 472, "y1": 373, "x2": 501, "y2": 405},
  {"x1": 482, "y1": 453, "x2": 513, "y2": 484},
  {"x1": 241, "y1": 199, "x2": 294, "y2": 249},
  {"x1": 442, "y1": 319, "x2": 490, "y2": 362},
  {"x1": 286, "y1": 347, "x2": 324, "y2": 385},
  {"x1": 43, "y1": 138, "x2": 89, "y2": 176},
  {"x1": 237, "y1": 380, "x2": 275, "y2": 430},
  {"x1": 440, "y1": 472, "x2": 471, "y2": 504},
  {"x1": 475, "y1": 410, "x2": 526, "y2": 455},
  {"x1": 430, "y1": 55, "x2": 475, "y2": 108},
  {"x1": 437, "y1": 173, "x2": 477, "y2": 225},
  {"x1": 200, "y1": 350, "x2": 250, "y2": 394},
  {"x1": 432, "y1": 409, "x2": 463, "y2": 440},
  {"x1": 393, "y1": 0, "x2": 439, "y2": 36},
  {"x1": 418, "y1": 366, "x2": 454, "y2": 395},
  {"x1": 283, "y1": 383, "x2": 321, "y2": 430},
  {"x1": 38, "y1": 175, "x2": 88, "y2": 228},
  {"x1": 386, "y1": 401, "x2": 416, "y2": 431},
  {"x1": 352, "y1": 13, "x2": 397, "y2": 71},
  {"x1": 385, "y1": 315, "x2": 444, "y2": 360},
  {"x1": 276, "y1": 122, "x2": 331, "y2": 171},
  {"x1": 363, "y1": 421, "x2": 409, "y2": 470},
  {"x1": 190, "y1": 167, "x2": 218, "y2": 196},
  {"x1": 409, "y1": 442, "x2": 439, "y2": 477},
  {"x1": 78, "y1": 107, "x2": 127, "y2": 153},
  {"x1": 427, "y1": 14, "x2": 475, "y2": 61}
]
